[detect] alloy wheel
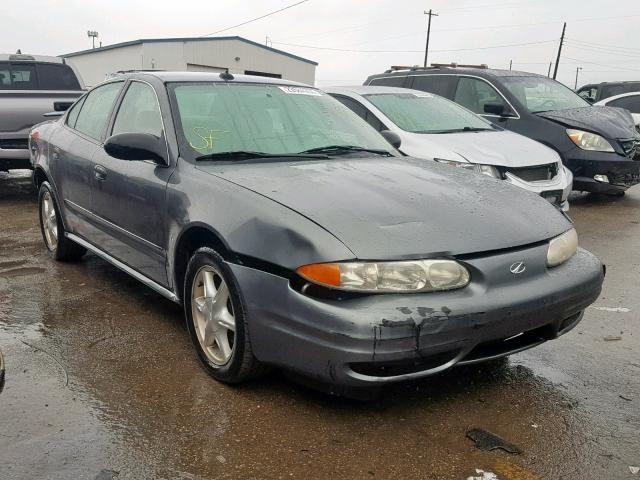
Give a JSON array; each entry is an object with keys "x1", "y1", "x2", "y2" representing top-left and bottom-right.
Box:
[
  {"x1": 191, "y1": 265, "x2": 236, "y2": 366},
  {"x1": 41, "y1": 191, "x2": 58, "y2": 251}
]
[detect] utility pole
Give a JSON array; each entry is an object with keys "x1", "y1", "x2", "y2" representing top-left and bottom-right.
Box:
[
  {"x1": 552, "y1": 22, "x2": 566, "y2": 80},
  {"x1": 574, "y1": 66, "x2": 582, "y2": 89},
  {"x1": 423, "y1": 9, "x2": 439, "y2": 68},
  {"x1": 509, "y1": 59, "x2": 513, "y2": 70}
]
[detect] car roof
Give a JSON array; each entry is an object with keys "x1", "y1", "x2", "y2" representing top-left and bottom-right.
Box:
[
  {"x1": 367, "y1": 67, "x2": 546, "y2": 81},
  {"x1": 0, "y1": 53, "x2": 66, "y2": 64},
  {"x1": 115, "y1": 71, "x2": 312, "y2": 87},
  {"x1": 324, "y1": 85, "x2": 426, "y2": 95},
  {"x1": 595, "y1": 90, "x2": 640, "y2": 105}
]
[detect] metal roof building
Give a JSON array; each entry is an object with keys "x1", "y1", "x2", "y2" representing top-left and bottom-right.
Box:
[{"x1": 61, "y1": 36, "x2": 317, "y2": 87}]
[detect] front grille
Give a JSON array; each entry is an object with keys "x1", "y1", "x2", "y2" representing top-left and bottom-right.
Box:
[
  {"x1": 0, "y1": 139, "x2": 29, "y2": 150},
  {"x1": 504, "y1": 162, "x2": 558, "y2": 182},
  {"x1": 619, "y1": 138, "x2": 640, "y2": 159}
]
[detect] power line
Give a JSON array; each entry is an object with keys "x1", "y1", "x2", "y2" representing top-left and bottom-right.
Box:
[
  {"x1": 201, "y1": 0, "x2": 311, "y2": 37},
  {"x1": 566, "y1": 38, "x2": 640, "y2": 54},
  {"x1": 564, "y1": 41, "x2": 640, "y2": 59},
  {"x1": 439, "y1": 1, "x2": 528, "y2": 12},
  {"x1": 271, "y1": 39, "x2": 556, "y2": 54},
  {"x1": 563, "y1": 56, "x2": 640, "y2": 73}
]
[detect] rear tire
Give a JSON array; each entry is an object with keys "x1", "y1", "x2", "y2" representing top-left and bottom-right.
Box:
[
  {"x1": 184, "y1": 247, "x2": 266, "y2": 383},
  {"x1": 38, "y1": 182, "x2": 86, "y2": 261}
]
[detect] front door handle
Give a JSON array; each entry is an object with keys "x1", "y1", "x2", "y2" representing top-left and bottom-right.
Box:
[{"x1": 94, "y1": 164, "x2": 108, "y2": 182}]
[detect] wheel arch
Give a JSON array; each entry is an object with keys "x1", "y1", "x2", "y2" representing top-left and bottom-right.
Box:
[
  {"x1": 33, "y1": 166, "x2": 49, "y2": 189},
  {"x1": 172, "y1": 223, "x2": 235, "y2": 302}
]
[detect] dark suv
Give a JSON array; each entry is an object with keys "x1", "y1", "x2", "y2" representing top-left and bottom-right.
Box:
[
  {"x1": 577, "y1": 81, "x2": 640, "y2": 104},
  {"x1": 365, "y1": 67, "x2": 640, "y2": 195}
]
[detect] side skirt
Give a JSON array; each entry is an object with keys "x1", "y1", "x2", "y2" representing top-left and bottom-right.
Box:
[{"x1": 66, "y1": 232, "x2": 180, "y2": 303}]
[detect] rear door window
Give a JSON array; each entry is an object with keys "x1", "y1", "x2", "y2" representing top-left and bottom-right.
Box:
[
  {"x1": 36, "y1": 64, "x2": 81, "y2": 90},
  {"x1": 73, "y1": 82, "x2": 124, "y2": 141},
  {"x1": 454, "y1": 77, "x2": 507, "y2": 115},
  {"x1": 607, "y1": 95, "x2": 640, "y2": 114},
  {"x1": 409, "y1": 75, "x2": 456, "y2": 98},
  {"x1": 368, "y1": 76, "x2": 408, "y2": 88},
  {"x1": 66, "y1": 96, "x2": 87, "y2": 129},
  {"x1": 577, "y1": 86, "x2": 597, "y2": 103},
  {"x1": 0, "y1": 62, "x2": 37, "y2": 89}
]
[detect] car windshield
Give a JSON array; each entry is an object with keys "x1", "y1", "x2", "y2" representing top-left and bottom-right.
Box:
[
  {"x1": 168, "y1": 82, "x2": 397, "y2": 161},
  {"x1": 364, "y1": 91, "x2": 495, "y2": 134},
  {"x1": 501, "y1": 76, "x2": 590, "y2": 113}
]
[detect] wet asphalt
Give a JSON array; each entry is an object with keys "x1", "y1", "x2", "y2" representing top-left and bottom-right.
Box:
[{"x1": 0, "y1": 170, "x2": 638, "y2": 480}]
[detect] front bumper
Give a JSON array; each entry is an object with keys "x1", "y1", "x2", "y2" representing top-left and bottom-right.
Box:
[
  {"x1": 504, "y1": 166, "x2": 573, "y2": 211},
  {"x1": 0, "y1": 147, "x2": 31, "y2": 171},
  {"x1": 0, "y1": 134, "x2": 31, "y2": 171},
  {"x1": 231, "y1": 245, "x2": 604, "y2": 388},
  {"x1": 565, "y1": 148, "x2": 640, "y2": 194}
]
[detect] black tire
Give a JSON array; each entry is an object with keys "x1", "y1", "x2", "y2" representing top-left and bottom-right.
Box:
[
  {"x1": 184, "y1": 247, "x2": 266, "y2": 383},
  {"x1": 38, "y1": 182, "x2": 86, "y2": 261}
]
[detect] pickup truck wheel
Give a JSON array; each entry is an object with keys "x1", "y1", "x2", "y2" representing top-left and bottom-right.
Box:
[
  {"x1": 38, "y1": 182, "x2": 86, "y2": 261},
  {"x1": 184, "y1": 247, "x2": 266, "y2": 383}
]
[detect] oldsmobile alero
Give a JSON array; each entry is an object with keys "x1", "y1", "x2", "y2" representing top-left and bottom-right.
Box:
[{"x1": 30, "y1": 72, "x2": 605, "y2": 392}]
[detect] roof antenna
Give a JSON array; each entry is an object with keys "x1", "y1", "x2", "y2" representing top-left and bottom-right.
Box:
[{"x1": 219, "y1": 71, "x2": 234, "y2": 81}]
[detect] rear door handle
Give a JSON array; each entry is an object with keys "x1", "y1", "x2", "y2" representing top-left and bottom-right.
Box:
[{"x1": 94, "y1": 164, "x2": 108, "y2": 182}]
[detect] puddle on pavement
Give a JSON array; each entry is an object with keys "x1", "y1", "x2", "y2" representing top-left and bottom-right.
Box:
[{"x1": 1, "y1": 171, "x2": 638, "y2": 479}]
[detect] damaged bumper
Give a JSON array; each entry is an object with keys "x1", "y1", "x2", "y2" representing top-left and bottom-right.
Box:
[
  {"x1": 231, "y1": 244, "x2": 604, "y2": 387},
  {"x1": 566, "y1": 149, "x2": 640, "y2": 194}
]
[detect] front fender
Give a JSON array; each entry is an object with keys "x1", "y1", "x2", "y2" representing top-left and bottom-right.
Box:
[{"x1": 165, "y1": 164, "x2": 356, "y2": 286}]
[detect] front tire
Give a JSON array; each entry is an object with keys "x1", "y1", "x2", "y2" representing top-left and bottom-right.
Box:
[
  {"x1": 38, "y1": 182, "x2": 86, "y2": 261},
  {"x1": 184, "y1": 247, "x2": 265, "y2": 383}
]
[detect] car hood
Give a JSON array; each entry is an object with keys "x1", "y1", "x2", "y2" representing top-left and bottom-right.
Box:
[
  {"x1": 198, "y1": 157, "x2": 571, "y2": 260},
  {"x1": 399, "y1": 129, "x2": 559, "y2": 168},
  {"x1": 535, "y1": 106, "x2": 638, "y2": 139}
]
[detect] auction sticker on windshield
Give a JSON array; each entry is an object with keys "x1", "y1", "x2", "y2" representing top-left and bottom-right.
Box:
[{"x1": 278, "y1": 86, "x2": 322, "y2": 96}]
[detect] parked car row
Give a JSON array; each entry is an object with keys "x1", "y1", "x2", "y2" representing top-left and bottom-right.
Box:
[
  {"x1": 29, "y1": 71, "x2": 605, "y2": 394},
  {"x1": 364, "y1": 66, "x2": 640, "y2": 196}
]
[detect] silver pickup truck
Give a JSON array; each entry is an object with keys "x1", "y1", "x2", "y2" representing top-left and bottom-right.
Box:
[{"x1": 1, "y1": 53, "x2": 84, "y2": 172}]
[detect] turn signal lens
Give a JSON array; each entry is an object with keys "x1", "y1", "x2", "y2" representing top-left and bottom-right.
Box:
[
  {"x1": 297, "y1": 259, "x2": 470, "y2": 293},
  {"x1": 297, "y1": 263, "x2": 341, "y2": 287},
  {"x1": 547, "y1": 228, "x2": 578, "y2": 267}
]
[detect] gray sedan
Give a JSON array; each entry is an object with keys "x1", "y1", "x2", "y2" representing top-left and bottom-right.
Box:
[{"x1": 30, "y1": 72, "x2": 604, "y2": 392}]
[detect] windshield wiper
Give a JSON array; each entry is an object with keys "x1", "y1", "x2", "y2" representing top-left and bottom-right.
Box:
[
  {"x1": 195, "y1": 151, "x2": 330, "y2": 162},
  {"x1": 299, "y1": 145, "x2": 394, "y2": 156},
  {"x1": 418, "y1": 127, "x2": 494, "y2": 134}
]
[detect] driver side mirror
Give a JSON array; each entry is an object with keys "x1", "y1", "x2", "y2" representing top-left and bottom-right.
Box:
[
  {"x1": 104, "y1": 133, "x2": 167, "y2": 164},
  {"x1": 380, "y1": 130, "x2": 402, "y2": 149},
  {"x1": 483, "y1": 102, "x2": 512, "y2": 116}
]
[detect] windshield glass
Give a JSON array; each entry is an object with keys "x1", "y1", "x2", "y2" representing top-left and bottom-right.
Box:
[
  {"x1": 364, "y1": 91, "x2": 495, "y2": 133},
  {"x1": 501, "y1": 76, "x2": 589, "y2": 113},
  {"x1": 168, "y1": 83, "x2": 397, "y2": 160}
]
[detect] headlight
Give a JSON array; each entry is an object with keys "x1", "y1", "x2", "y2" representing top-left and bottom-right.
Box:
[
  {"x1": 434, "y1": 158, "x2": 501, "y2": 178},
  {"x1": 297, "y1": 259, "x2": 470, "y2": 293},
  {"x1": 547, "y1": 228, "x2": 578, "y2": 267},
  {"x1": 566, "y1": 129, "x2": 614, "y2": 152}
]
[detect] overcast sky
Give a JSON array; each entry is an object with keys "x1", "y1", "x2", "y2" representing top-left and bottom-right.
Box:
[{"x1": 2, "y1": 0, "x2": 639, "y2": 88}]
